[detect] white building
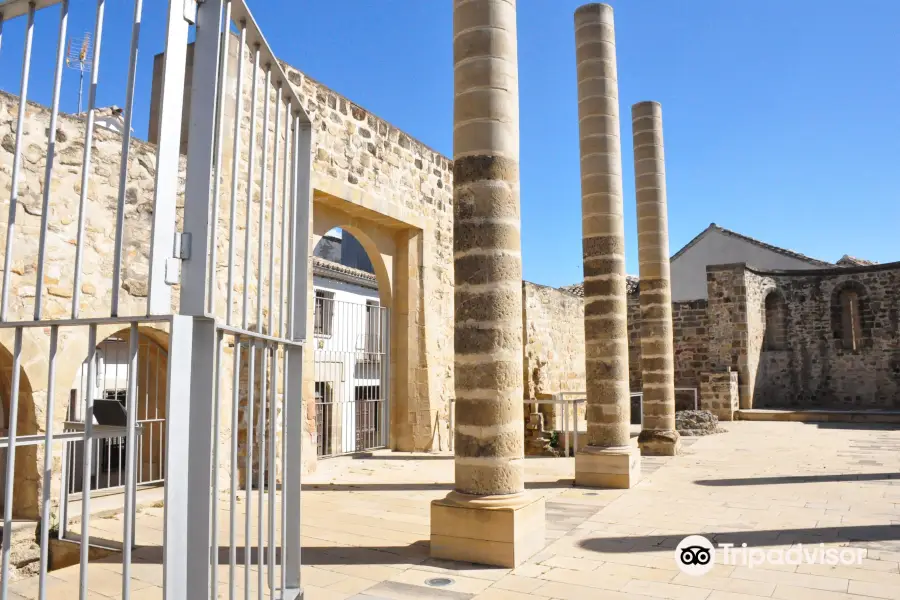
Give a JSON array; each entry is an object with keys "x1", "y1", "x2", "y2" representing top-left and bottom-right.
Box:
[
  {"x1": 312, "y1": 231, "x2": 389, "y2": 457},
  {"x1": 670, "y1": 223, "x2": 834, "y2": 301}
]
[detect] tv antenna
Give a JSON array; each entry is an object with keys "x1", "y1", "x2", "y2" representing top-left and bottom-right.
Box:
[{"x1": 65, "y1": 32, "x2": 92, "y2": 113}]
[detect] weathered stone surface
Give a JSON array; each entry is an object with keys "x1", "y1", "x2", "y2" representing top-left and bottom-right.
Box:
[{"x1": 675, "y1": 409, "x2": 725, "y2": 436}]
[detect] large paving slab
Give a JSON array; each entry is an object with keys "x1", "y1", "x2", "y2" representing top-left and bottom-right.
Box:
[{"x1": 7, "y1": 421, "x2": 900, "y2": 599}]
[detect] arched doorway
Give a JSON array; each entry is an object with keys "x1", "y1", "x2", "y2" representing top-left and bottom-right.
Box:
[
  {"x1": 312, "y1": 227, "x2": 390, "y2": 457},
  {"x1": 0, "y1": 342, "x2": 39, "y2": 519},
  {"x1": 64, "y1": 329, "x2": 168, "y2": 496}
]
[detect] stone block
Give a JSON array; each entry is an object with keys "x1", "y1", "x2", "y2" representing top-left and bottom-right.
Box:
[
  {"x1": 637, "y1": 429, "x2": 682, "y2": 456},
  {"x1": 701, "y1": 369, "x2": 739, "y2": 421},
  {"x1": 575, "y1": 445, "x2": 641, "y2": 489},
  {"x1": 430, "y1": 491, "x2": 545, "y2": 568}
]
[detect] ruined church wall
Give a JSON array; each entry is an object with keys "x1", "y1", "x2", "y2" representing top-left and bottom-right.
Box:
[
  {"x1": 627, "y1": 293, "x2": 710, "y2": 411},
  {"x1": 747, "y1": 263, "x2": 900, "y2": 409}
]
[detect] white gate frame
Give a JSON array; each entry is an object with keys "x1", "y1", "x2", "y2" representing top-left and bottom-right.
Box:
[{"x1": 0, "y1": 0, "x2": 311, "y2": 598}]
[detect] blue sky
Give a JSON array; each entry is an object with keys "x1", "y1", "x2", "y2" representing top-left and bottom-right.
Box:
[{"x1": 2, "y1": 1, "x2": 898, "y2": 288}]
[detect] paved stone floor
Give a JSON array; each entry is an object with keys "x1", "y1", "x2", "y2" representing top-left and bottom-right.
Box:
[{"x1": 7, "y1": 421, "x2": 900, "y2": 599}]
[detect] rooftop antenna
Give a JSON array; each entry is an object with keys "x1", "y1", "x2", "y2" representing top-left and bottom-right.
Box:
[{"x1": 65, "y1": 32, "x2": 92, "y2": 113}]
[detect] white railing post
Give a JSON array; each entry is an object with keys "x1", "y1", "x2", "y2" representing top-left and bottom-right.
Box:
[
  {"x1": 283, "y1": 115, "x2": 311, "y2": 596},
  {"x1": 181, "y1": 0, "x2": 227, "y2": 317},
  {"x1": 162, "y1": 315, "x2": 194, "y2": 598},
  {"x1": 147, "y1": 1, "x2": 192, "y2": 315},
  {"x1": 185, "y1": 318, "x2": 218, "y2": 599}
]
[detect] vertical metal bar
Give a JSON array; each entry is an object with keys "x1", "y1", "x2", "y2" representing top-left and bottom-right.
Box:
[
  {"x1": 121, "y1": 323, "x2": 139, "y2": 600},
  {"x1": 256, "y1": 68, "x2": 271, "y2": 333},
  {"x1": 0, "y1": 4, "x2": 35, "y2": 322},
  {"x1": 289, "y1": 117, "x2": 312, "y2": 340},
  {"x1": 34, "y1": 0, "x2": 70, "y2": 320},
  {"x1": 229, "y1": 337, "x2": 241, "y2": 600},
  {"x1": 278, "y1": 106, "x2": 291, "y2": 338},
  {"x1": 78, "y1": 324, "x2": 98, "y2": 600},
  {"x1": 268, "y1": 90, "x2": 282, "y2": 338},
  {"x1": 242, "y1": 46, "x2": 261, "y2": 330},
  {"x1": 147, "y1": 1, "x2": 191, "y2": 315},
  {"x1": 226, "y1": 23, "x2": 247, "y2": 326},
  {"x1": 267, "y1": 344, "x2": 277, "y2": 594},
  {"x1": 38, "y1": 325, "x2": 58, "y2": 600},
  {"x1": 245, "y1": 342, "x2": 256, "y2": 595},
  {"x1": 573, "y1": 400, "x2": 580, "y2": 455},
  {"x1": 163, "y1": 316, "x2": 196, "y2": 598},
  {"x1": 280, "y1": 347, "x2": 288, "y2": 593},
  {"x1": 110, "y1": 0, "x2": 144, "y2": 316},
  {"x1": 59, "y1": 427, "x2": 70, "y2": 540},
  {"x1": 283, "y1": 345, "x2": 303, "y2": 592},
  {"x1": 185, "y1": 318, "x2": 217, "y2": 599},
  {"x1": 179, "y1": 0, "x2": 232, "y2": 318},
  {"x1": 182, "y1": 0, "x2": 227, "y2": 317},
  {"x1": 257, "y1": 345, "x2": 268, "y2": 600},
  {"x1": 211, "y1": 330, "x2": 224, "y2": 599},
  {"x1": 71, "y1": 0, "x2": 105, "y2": 319},
  {"x1": 0, "y1": 328, "x2": 23, "y2": 600}
]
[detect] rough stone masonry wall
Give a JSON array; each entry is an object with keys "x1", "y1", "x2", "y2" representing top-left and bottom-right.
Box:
[
  {"x1": 279, "y1": 65, "x2": 454, "y2": 456},
  {"x1": 522, "y1": 282, "x2": 586, "y2": 430},
  {"x1": 746, "y1": 263, "x2": 900, "y2": 409},
  {"x1": 627, "y1": 292, "x2": 710, "y2": 411},
  {"x1": 0, "y1": 90, "x2": 189, "y2": 518},
  {"x1": 151, "y1": 35, "x2": 455, "y2": 464}
]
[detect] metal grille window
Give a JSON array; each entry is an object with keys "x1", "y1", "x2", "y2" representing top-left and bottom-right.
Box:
[
  {"x1": 314, "y1": 290, "x2": 335, "y2": 337},
  {"x1": 364, "y1": 299, "x2": 381, "y2": 356}
]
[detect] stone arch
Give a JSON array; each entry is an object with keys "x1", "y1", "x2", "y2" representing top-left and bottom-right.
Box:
[
  {"x1": 64, "y1": 325, "x2": 169, "y2": 493},
  {"x1": 831, "y1": 281, "x2": 869, "y2": 351},
  {"x1": 0, "y1": 340, "x2": 40, "y2": 519},
  {"x1": 312, "y1": 213, "x2": 393, "y2": 310},
  {"x1": 763, "y1": 289, "x2": 787, "y2": 351}
]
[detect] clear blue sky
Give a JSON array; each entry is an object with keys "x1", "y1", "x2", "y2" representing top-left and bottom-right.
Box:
[{"x1": 2, "y1": 1, "x2": 898, "y2": 288}]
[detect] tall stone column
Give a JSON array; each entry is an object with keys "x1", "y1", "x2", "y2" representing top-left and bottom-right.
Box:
[
  {"x1": 430, "y1": 0, "x2": 545, "y2": 568},
  {"x1": 574, "y1": 3, "x2": 641, "y2": 489},
  {"x1": 632, "y1": 101, "x2": 681, "y2": 456}
]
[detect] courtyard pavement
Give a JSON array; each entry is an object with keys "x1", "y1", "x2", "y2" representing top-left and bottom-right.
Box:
[{"x1": 7, "y1": 421, "x2": 900, "y2": 599}]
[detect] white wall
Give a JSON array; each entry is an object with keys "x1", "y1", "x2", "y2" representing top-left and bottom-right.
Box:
[
  {"x1": 312, "y1": 275, "x2": 385, "y2": 453},
  {"x1": 671, "y1": 229, "x2": 828, "y2": 301}
]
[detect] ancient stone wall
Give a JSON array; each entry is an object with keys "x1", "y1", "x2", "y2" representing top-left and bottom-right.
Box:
[
  {"x1": 149, "y1": 36, "x2": 456, "y2": 463},
  {"x1": 747, "y1": 263, "x2": 900, "y2": 409},
  {"x1": 627, "y1": 292, "x2": 710, "y2": 411},
  {"x1": 521, "y1": 282, "x2": 586, "y2": 430}
]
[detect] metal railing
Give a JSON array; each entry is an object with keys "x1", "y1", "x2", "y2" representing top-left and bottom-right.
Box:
[
  {"x1": 0, "y1": 1, "x2": 312, "y2": 600},
  {"x1": 313, "y1": 297, "x2": 390, "y2": 457}
]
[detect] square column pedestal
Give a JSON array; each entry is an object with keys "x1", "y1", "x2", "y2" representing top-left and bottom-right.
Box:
[
  {"x1": 575, "y1": 445, "x2": 641, "y2": 489},
  {"x1": 430, "y1": 491, "x2": 546, "y2": 568}
]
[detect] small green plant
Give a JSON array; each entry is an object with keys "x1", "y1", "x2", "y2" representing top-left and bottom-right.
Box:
[{"x1": 548, "y1": 430, "x2": 560, "y2": 448}]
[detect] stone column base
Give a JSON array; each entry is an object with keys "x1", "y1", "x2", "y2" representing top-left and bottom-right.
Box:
[
  {"x1": 638, "y1": 429, "x2": 682, "y2": 456},
  {"x1": 430, "y1": 491, "x2": 546, "y2": 568},
  {"x1": 575, "y1": 445, "x2": 641, "y2": 488}
]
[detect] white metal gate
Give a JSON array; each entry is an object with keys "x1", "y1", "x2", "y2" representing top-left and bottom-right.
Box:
[
  {"x1": 0, "y1": 1, "x2": 311, "y2": 599},
  {"x1": 313, "y1": 296, "x2": 389, "y2": 457}
]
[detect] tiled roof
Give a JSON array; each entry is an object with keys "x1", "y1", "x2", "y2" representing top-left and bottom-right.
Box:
[
  {"x1": 560, "y1": 275, "x2": 640, "y2": 297},
  {"x1": 837, "y1": 255, "x2": 877, "y2": 267},
  {"x1": 671, "y1": 223, "x2": 833, "y2": 267},
  {"x1": 313, "y1": 256, "x2": 377, "y2": 287}
]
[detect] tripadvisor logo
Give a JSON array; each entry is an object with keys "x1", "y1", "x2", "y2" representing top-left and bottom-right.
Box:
[
  {"x1": 675, "y1": 535, "x2": 866, "y2": 576},
  {"x1": 675, "y1": 535, "x2": 715, "y2": 576}
]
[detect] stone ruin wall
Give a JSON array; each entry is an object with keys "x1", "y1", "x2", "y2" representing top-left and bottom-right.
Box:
[
  {"x1": 151, "y1": 37, "x2": 456, "y2": 458},
  {"x1": 744, "y1": 263, "x2": 900, "y2": 409},
  {"x1": 0, "y1": 33, "x2": 456, "y2": 516},
  {"x1": 522, "y1": 282, "x2": 586, "y2": 430},
  {"x1": 281, "y1": 65, "x2": 455, "y2": 453}
]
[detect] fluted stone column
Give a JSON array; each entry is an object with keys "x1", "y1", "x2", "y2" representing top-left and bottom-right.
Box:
[
  {"x1": 632, "y1": 101, "x2": 681, "y2": 456},
  {"x1": 430, "y1": 0, "x2": 545, "y2": 568},
  {"x1": 573, "y1": 3, "x2": 641, "y2": 489}
]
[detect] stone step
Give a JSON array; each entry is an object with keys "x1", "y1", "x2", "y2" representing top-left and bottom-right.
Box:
[{"x1": 736, "y1": 409, "x2": 900, "y2": 424}]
